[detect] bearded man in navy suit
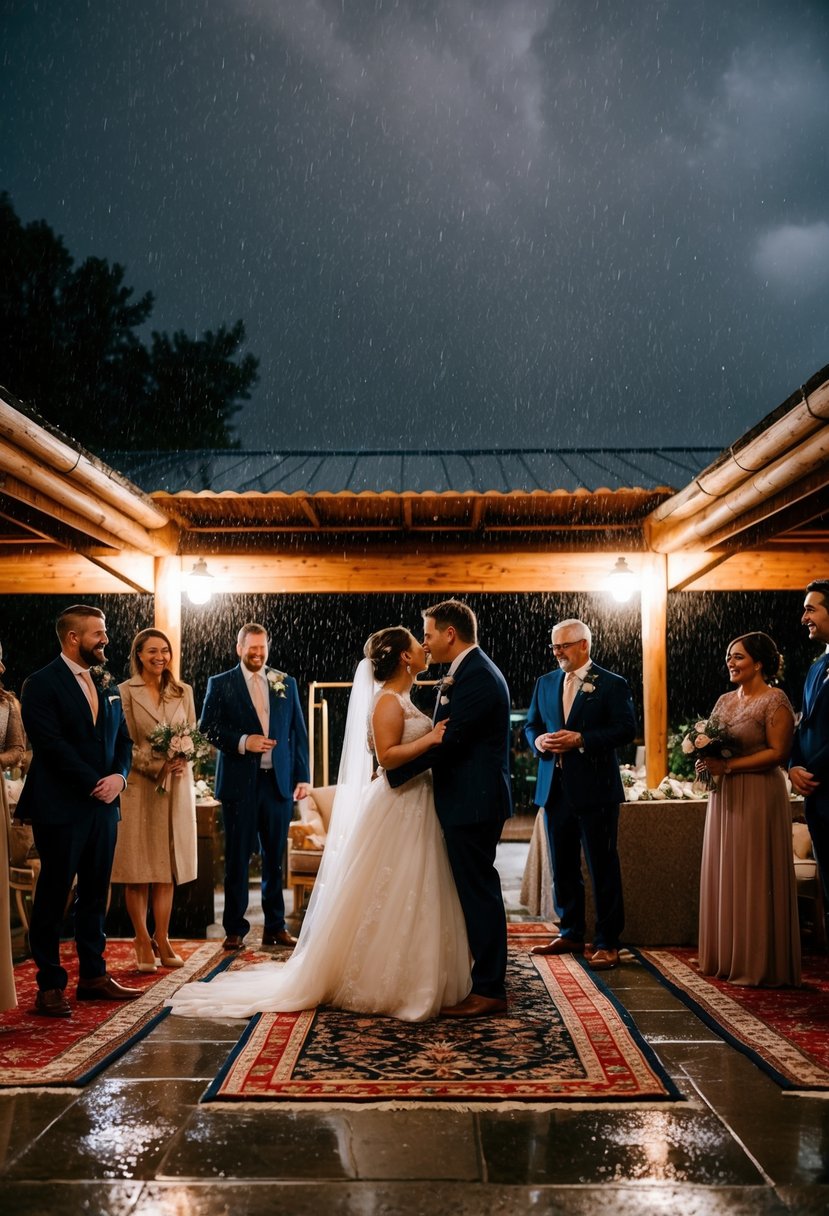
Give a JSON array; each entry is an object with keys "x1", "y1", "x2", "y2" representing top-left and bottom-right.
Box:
[
  {"x1": 790, "y1": 579, "x2": 829, "y2": 940},
  {"x1": 524, "y1": 618, "x2": 636, "y2": 971},
  {"x1": 201, "y1": 623, "x2": 310, "y2": 950},
  {"x1": 387, "y1": 599, "x2": 513, "y2": 1018},
  {"x1": 17, "y1": 605, "x2": 139, "y2": 1017}
]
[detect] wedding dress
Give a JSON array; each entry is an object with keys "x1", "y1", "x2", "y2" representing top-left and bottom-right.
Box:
[{"x1": 167, "y1": 663, "x2": 471, "y2": 1022}]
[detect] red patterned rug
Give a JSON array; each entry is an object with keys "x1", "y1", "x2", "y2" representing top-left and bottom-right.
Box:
[
  {"x1": 634, "y1": 947, "x2": 829, "y2": 1092},
  {"x1": 0, "y1": 939, "x2": 228, "y2": 1088},
  {"x1": 204, "y1": 923, "x2": 681, "y2": 1107}
]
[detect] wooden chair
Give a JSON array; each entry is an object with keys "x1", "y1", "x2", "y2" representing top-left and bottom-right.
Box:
[{"x1": 287, "y1": 785, "x2": 336, "y2": 913}]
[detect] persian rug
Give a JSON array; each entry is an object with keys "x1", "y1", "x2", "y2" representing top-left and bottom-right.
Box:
[
  {"x1": 0, "y1": 939, "x2": 229, "y2": 1088},
  {"x1": 203, "y1": 923, "x2": 681, "y2": 1107},
  {"x1": 634, "y1": 947, "x2": 829, "y2": 1092}
]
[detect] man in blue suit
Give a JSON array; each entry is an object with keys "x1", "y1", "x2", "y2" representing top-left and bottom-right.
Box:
[
  {"x1": 17, "y1": 605, "x2": 138, "y2": 1017},
  {"x1": 790, "y1": 579, "x2": 829, "y2": 940},
  {"x1": 387, "y1": 600, "x2": 513, "y2": 1018},
  {"x1": 524, "y1": 618, "x2": 636, "y2": 971},
  {"x1": 201, "y1": 622, "x2": 310, "y2": 950}
]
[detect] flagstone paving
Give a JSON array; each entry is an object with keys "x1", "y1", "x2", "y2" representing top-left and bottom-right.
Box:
[{"x1": 1, "y1": 846, "x2": 827, "y2": 1213}]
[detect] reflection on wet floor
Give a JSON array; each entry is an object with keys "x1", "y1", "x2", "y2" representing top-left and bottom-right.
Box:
[{"x1": 2, "y1": 851, "x2": 828, "y2": 1214}]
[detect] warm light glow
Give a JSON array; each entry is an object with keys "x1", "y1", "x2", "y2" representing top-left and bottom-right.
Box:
[
  {"x1": 186, "y1": 558, "x2": 214, "y2": 605},
  {"x1": 607, "y1": 556, "x2": 637, "y2": 603}
]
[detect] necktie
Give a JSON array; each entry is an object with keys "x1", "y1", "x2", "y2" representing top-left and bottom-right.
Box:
[
  {"x1": 78, "y1": 670, "x2": 99, "y2": 723},
  {"x1": 250, "y1": 674, "x2": 269, "y2": 735},
  {"x1": 562, "y1": 671, "x2": 578, "y2": 721}
]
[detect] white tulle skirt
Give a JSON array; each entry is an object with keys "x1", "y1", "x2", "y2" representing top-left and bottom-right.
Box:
[{"x1": 167, "y1": 771, "x2": 471, "y2": 1022}]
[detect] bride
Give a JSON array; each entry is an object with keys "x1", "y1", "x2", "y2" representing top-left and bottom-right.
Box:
[{"x1": 167, "y1": 627, "x2": 472, "y2": 1022}]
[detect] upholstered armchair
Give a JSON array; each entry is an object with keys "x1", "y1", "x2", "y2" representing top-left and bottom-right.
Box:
[{"x1": 287, "y1": 785, "x2": 336, "y2": 913}]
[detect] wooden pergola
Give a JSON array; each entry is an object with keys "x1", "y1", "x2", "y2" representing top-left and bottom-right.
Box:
[{"x1": 1, "y1": 364, "x2": 828, "y2": 785}]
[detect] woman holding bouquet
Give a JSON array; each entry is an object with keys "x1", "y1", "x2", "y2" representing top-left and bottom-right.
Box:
[
  {"x1": 697, "y1": 631, "x2": 800, "y2": 986},
  {"x1": 111, "y1": 629, "x2": 198, "y2": 971}
]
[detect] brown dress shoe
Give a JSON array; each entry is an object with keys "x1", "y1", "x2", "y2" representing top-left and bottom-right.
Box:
[
  {"x1": 530, "y1": 937, "x2": 584, "y2": 956},
  {"x1": 440, "y1": 993, "x2": 508, "y2": 1018},
  {"x1": 34, "y1": 988, "x2": 72, "y2": 1018},
  {"x1": 261, "y1": 929, "x2": 298, "y2": 948},
  {"x1": 222, "y1": 934, "x2": 245, "y2": 950},
  {"x1": 76, "y1": 976, "x2": 142, "y2": 1001},
  {"x1": 588, "y1": 948, "x2": 620, "y2": 971}
]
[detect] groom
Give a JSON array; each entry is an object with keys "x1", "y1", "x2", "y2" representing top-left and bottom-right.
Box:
[{"x1": 387, "y1": 599, "x2": 513, "y2": 1017}]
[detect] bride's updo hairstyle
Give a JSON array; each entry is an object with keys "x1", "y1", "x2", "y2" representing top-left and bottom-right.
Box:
[
  {"x1": 364, "y1": 627, "x2": 414, "y2": 683},
  {"x1": 729, "y1": 632, "x2": 782, "y2": 682}
]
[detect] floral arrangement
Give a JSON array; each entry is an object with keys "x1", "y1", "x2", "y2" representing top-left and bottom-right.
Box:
[
  {"x1": 680, "y1": 715, "x2": 735, "y2": 790},
  {"x1": 88, "y1": 664, "x2": 115, "y2": 690},
  {"x1": 266, "y1": 668, "x2": 288, "y2": 698},
  {"x1": 148, "y1": 721, "x2": 212, "y2": 794},
  {"x1": 578, "y1": 665, "x2": 599, "y2": 695}
]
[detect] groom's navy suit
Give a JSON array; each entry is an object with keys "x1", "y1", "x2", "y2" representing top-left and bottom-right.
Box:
[
  {"x1": 200, "y1": 665, "x2": 309, "y2": 937},
  {"x1": 16, "y1": 656, "x2": 132, "y2": 992},
  {"x1": 525, "y1": 662, "x2": 636, "y2": 950},
  {"x1": 388, "y1": 648, "x2": 513, "y2": 1000},
  {"x1": 791, "y1": 652, "x2": 829, "y2": 932}
]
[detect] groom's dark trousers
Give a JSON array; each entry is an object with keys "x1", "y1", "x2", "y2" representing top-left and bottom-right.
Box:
[
  {"x1": 388, "y1": 648, "x2": 513, "y2": 1000},
  {"x1": 791, "y1": 652, "x2": 829, "y2": 935},
  {"x1": 16, "y1": 657, "x2": 132, "y2": 992}
]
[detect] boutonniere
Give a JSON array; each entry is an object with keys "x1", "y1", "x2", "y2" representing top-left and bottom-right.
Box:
[
  {"x1": 438, "y1": 675, "x2": 454, "y2": 705},
  {"x1": 266, "y1": 668, "x2": 288, "y2": 698},
  {"x1": 108, "y1": 694, "x2": 121, "y2": 704},
  {"x1": 89, "y1": 665, "x2": 115, "y2": 690},
  {"x1": 579, "y1": 667, "x2": 600, "y2": 695}
]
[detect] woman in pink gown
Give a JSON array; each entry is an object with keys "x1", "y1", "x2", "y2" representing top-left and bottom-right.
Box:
[{"x1": 697, "y1": 631, "x2": 800, "y2": 987}]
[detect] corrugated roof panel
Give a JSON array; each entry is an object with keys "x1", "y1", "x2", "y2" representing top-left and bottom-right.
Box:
[{"x1": 106, "y1": 448, "x2": 723, "y2": 496}]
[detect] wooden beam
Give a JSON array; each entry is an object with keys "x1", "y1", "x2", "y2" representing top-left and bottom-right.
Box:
[
  {"x1": 641, "y1": 553, "x2": 668, "y2": 787},
  {"x1": 680, "y1": 547, "x2": 829, "y2": 590},
  {"x1": 298, "y1": 498, "x2": 321, "y2": 528},
  {"x1": 1, "y1": 473, "x2": 135, "y2": 551},
  {"x1": 667, "y1": 548, "x2": 734, "y2": 591},
  {"x1": 178, "y1": 549, "x2": 644, "y2": 593},
  {"x1": 0, "y1": 552, "x2": 154, "y2": 593},
  {"x1": 0, "y1": 440, "x2": 177, "y2": 555},
  {"x1": 81, "y1": 553, "x2": 155, "y2": 594}
]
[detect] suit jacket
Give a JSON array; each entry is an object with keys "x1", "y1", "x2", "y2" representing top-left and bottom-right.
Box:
[
  {"x1": 524, "y1": 662, "x2": 636, "y2": 810},
  {"x1": 791, "y1": 653, "x2": 829, "y2": 786},
  {"x1": 388, "y1": 648, "x2": 513, "y2": 829},
  {"x1": 200, "y1": 664, "x2": 310, "y2": 804},
  {"x1": 16, "y1": 656, "x2": 132, "y2": 826}
]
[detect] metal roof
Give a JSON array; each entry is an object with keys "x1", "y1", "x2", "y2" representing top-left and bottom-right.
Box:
[{"x1": 106, "y1": 447, "x2": 722, "y2": 496}]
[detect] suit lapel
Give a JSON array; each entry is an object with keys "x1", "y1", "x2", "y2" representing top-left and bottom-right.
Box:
[{"x1": 55, "y1": 657, "x2": 98, "y2": 731}]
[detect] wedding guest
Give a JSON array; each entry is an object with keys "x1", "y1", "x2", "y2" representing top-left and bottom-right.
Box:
[
  {"x1": 16, "y1": 605, "x2": 139, "y2": 1018},
  {"x1": 111, "y1": 629, "x2": 198, "y2": 972},
  {"x1": 201, "y1": 623, "x2": 310, "y2": 951},
  {"x1": 0, "y1": 642, "x2": 25, "y2": 1012},
  {"x1": 524, "y1": 619, "x2": 636, "y2": 970},
  {"x1": 697, "y1": 632, "x2": 800, "y2": 987},
  {"x1": 790, "y1": 579, "x2": 829, "y2": 942}
]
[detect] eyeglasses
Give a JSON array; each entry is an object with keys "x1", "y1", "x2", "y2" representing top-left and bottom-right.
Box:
[{"x1": 551, "y1": 641, "x2": 582, "y2": 652}]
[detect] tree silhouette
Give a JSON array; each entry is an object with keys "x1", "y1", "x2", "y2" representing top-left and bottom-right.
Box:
[{"x1": 0, "y1": 193, "x2": 256, "y2": 450}]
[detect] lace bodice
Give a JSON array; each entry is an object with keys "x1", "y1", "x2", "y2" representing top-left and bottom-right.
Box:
[
  {"x1": 367, "y1": 689, "x2": 432, "y2": 752},
  {"x1": 711, "y1": 686, "x2": 793, "y2": 757}
]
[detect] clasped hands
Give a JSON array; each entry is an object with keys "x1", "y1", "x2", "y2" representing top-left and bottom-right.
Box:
[
  {"x1": 790, "y1": 764, "x2": 819, "y2": 796},
  {"x1": 536, "y1": 729, "x2": 582, "y2": 755}
]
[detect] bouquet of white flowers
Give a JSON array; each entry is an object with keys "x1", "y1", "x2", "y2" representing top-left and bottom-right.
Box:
[
  {"x1": 681, "y1": 715, "x2": 735, "y2": 790},
  {"x1": 148, "y1": 721, "x2": 211, "y2": 794}
]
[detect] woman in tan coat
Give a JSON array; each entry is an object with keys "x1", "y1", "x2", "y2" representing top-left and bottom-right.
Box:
[
  {"x1": 1, "y1": 642, "x2": 26, "y2": 1011},
  {"x1": 111, "y1": 629, "x2": 198, "y2": 972}
]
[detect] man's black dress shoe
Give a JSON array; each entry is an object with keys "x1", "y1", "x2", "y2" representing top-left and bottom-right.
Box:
[
  {"x1": 261, "y1": 929, "x2": 298, "y2": 948},
  {"x1": 34, "y1": 988, "x2": 72, "y2": 1018},
  {"x1": 76, "y1": 976, "x2": 141, "y2": 1001},
  {"x1": 222, "y1": 934, "x2": 245, "y2": 950}
]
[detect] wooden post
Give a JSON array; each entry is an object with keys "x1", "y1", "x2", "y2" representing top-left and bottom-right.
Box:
[
  {"x1": 641, "y1": 552, "x2": 668, "y2": 788},
  {"x1": 154, "y1": 556, "x2": 182, "y2": 679}
]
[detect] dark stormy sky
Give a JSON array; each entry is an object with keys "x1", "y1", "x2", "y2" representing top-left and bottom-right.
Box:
[{"x1": 2, "y1": 0, "x2": 828, "y2": 451}]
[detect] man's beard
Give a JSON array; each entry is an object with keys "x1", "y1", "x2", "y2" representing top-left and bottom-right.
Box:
[{"x1": 79, "y1": 644, "x2": 105, "y2": 668}]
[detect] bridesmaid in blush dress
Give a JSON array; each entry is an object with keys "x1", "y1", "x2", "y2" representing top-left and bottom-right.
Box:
[{"x1": 697, "y1": 631, "x2": 800, "y2": 987}]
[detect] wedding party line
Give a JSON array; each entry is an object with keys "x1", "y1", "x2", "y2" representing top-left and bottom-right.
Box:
[{"x1": 2, "y1": 582, "x2": 828, "y2": 1025}]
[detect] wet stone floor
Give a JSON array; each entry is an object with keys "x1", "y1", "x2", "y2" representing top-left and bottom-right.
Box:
[{"x1": 2, "y1": 846, "x2": 828, "y2": 1215}]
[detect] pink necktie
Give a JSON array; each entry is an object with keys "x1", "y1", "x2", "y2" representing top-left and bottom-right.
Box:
[
  {"x1": 79, "y1": 670, "x2": 99, "y2": 723},
  {"x1": 562, "y1": 672, "x2": 578, "y2": 721},
  {"x1": 250, "y1": 675, "x2": 269, "y2": 734}
]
